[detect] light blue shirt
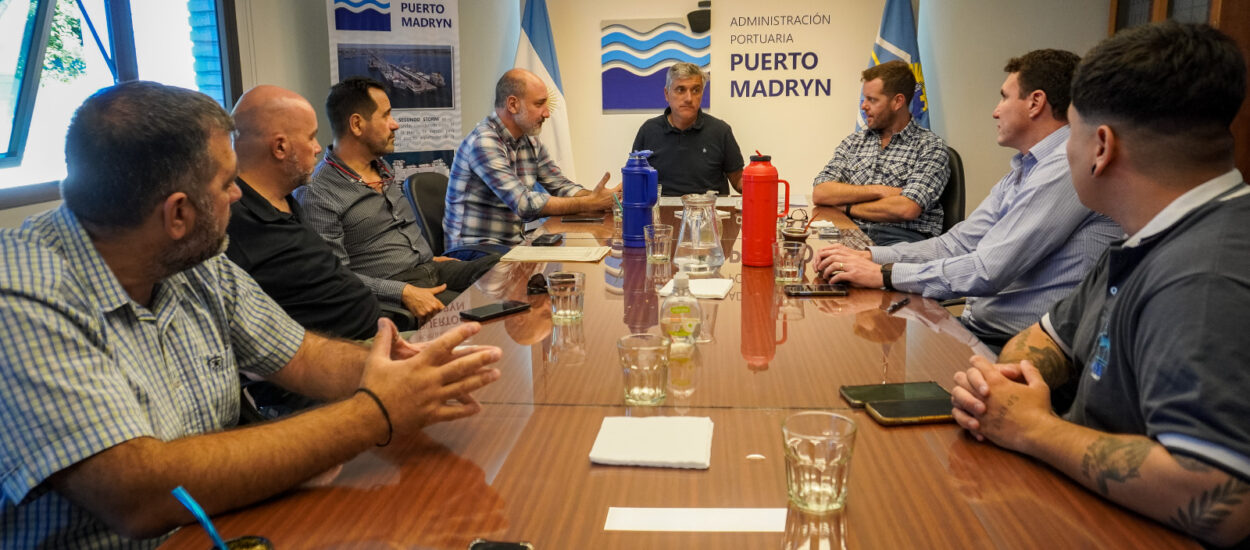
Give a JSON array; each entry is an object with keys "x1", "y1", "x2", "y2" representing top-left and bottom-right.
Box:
[
  {"x1": 0, "y1": 206, "x2": 305, "y2": 548},
  {"x1": 870, "y1": 126, "x2": 1122, "y2": 336}
]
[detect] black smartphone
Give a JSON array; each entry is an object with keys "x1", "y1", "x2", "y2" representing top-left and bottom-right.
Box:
[
  {"x1": 784, "y1": 283, "x2": 848, "y2": 297},
  {"x1": 839, "y1": 381, "x2": 950, "y2": 408},
  {"x1": 866, "y1": 398, "x2": 955, "y2": 426},
  {"x1": 531, "y1": 233, "x2": 564, "y2": 246},
  {"x1": 561, "y1": 213, "x2": 604, "y2": 223},
  {"x1": 468, "y1": 540, "x2": 534, "y2": 550},
  {"x1": 459, "y1": 300, "x2": 531, "y2": 322}
]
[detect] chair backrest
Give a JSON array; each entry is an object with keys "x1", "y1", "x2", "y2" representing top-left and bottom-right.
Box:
[
  {"x1": 940, "y1": 146, "x2": 966, "y2": 232},
  {"x1": 402, "y1": 172, "x2": 450, "y2": 256}
]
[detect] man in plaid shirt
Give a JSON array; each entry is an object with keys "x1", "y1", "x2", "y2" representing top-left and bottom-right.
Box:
[
  {"x1": 444, "y1": 69, "x2": 617, "y2": 258},
  {"x1": 812, "y1": 60, "x2": 950, "y2": 245}
]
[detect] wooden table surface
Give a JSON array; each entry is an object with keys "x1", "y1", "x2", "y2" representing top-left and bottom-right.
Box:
[{"x1": 162, "y1": 206, "x2": 1196, "y2": 549}]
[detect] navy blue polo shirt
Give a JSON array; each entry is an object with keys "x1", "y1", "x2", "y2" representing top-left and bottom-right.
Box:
[{"x1": 631, "y1": 108, "x2": 745, "y2": 196}]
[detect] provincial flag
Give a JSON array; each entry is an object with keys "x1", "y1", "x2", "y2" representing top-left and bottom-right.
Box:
[
  {"x1": 857, "y1": 0, "x2": 930, "y2": 130},
  {"x1": 515, "y1": 0, "x2": 578, "y2": 180}
]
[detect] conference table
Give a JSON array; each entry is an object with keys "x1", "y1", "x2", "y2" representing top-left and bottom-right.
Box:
[{"x1": 162, "y1": 206, "x2": 1196, "y2": 549}]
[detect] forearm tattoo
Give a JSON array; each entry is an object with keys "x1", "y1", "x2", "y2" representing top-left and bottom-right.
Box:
[
  {"x1": 1081, "y1": 436, "x2": 1153, "y2": 495},
  {"x1": 1169, "y1": 477, "x2": 1250, "y2": 537}
]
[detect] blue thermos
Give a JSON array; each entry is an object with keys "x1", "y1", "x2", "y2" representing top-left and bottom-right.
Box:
[{"x1": 621, "y1": 150, "x2": 658, "y2": 248}]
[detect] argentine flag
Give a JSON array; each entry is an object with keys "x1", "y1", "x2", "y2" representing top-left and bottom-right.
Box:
[
  {"x1": 515, "y1": 0, "x2": 577, "y2": 180},
  {"x1": 857, "y1": 0, "x2": 930, "y2": 130}
]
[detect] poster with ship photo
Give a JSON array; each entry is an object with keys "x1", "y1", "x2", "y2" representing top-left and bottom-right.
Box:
[{"x1": 326, "y1": 0, "x2": 461, "y2": 166}]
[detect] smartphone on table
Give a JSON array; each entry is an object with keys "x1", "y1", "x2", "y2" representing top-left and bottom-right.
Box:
[
  {"x1": 866, "y1": 398, "x2": 955, "y2": 426},
  {"x1": 459, "y1": 300, "x2": 531, "y2": 322},
  {"x1": 561, "y1": 213, "x2": 604, "y2": 223},
  {"x1": 784, "y1": 283, "x2": 849, "y2": 297},
  {"x1": 839, "y1": 381, "x2": 950, "y2": 407},
  {"x1": 531, "y1": 233, "x2": 564, "y2": 246}
]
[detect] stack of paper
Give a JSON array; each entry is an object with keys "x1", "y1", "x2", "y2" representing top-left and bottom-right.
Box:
[{"x1": 500, "y1": 246, "x2": 610, "y2": 263}]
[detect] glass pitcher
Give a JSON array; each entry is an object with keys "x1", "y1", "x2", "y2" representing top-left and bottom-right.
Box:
[{"x1": 673, "y1": 193, "x2": 725, "y2": 275}]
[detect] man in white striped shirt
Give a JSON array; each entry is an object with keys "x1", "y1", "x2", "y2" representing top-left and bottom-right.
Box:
[{"x1": 816, "y1": 49, "x2": 1121, "y2": 350}]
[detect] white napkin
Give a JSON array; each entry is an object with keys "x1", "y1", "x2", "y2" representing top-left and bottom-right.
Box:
[
  {"x1": 808, "y1": 220, "x2": 836, "y2": 228},
  {"x1": 589, "y1": 416, "x2": 714, "y2": 469},
  {"x1": 658, "y1": 278, "x2": 734, "y2": 299}
]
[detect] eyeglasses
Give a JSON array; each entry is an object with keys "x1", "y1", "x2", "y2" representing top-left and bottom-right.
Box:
[{"x1": 527, "y1": 273, "x2": 548, "y2": 295}]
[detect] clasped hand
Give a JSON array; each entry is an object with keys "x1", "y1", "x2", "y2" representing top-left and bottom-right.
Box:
[
  {"x1": 950, "y1": 356, "x2": 1055, "y2": 453},
  {"x1": 813, "y1": 244, "x2": 879, "y2": 285}
]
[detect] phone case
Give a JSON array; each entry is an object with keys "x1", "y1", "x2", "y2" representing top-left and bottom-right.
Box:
[
  {"x1": 865, "y1": 398, "x2": 955, "y2": 426},
  {"x1": 532, "y1": 233, "x2": 564, "y2": 246},
  {"x1": 839, "y1": 381, "x2": 949, "y2": 407},
  {"x1": 459, "y1": 301, "x2": 531, "y2": 322},
  {"x1": 784, "y1": 284, "x2": 848, "y2": 297}
]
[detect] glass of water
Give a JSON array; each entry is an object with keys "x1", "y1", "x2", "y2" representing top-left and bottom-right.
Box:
[
  {"x1": 617, "y1": 333, "x2": 669, "y2": 405},
  {"x1": 782, "y1": 411, "x2": 857, "y2": 514},
  {"x1": 547, "y1": 272, "x2": 585, "y2": 324},
  {"x1": 774, "y1": 241, "x2": 812, "y2": 283},
  {"x1": 644, "y1": 223, "x2": 673, "y2": 264}
]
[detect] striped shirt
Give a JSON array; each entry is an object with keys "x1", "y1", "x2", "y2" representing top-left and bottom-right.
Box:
[
  {"x1": 296, "y1": 147, "x2": 434, "y2": 304},
  {"x1": 0, "y1": 206, "x2": 304, "y2": 548},
  {"x1": 871, "y1": 126, "x2": 1122, "y2": 337},
  {"x1": 444, "y1": 113, "x2": 585, "y2": 249},
  {"x1": 812, "y1": 119, "x2": 950, "y2": 238}
]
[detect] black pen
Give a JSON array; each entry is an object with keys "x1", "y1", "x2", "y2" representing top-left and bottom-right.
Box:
[{"x1": 885, "y1": 297, "x2": 910, "y2": 314}]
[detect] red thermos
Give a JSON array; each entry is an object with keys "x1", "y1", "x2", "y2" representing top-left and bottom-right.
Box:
[{"x1": 741, "y1": 151, "x2": 790, "y2": 266}]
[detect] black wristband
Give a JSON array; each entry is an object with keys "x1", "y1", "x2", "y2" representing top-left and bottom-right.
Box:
[
  {"x1": 844, "y1": 204, "x2": 852, "y2": 218},
  {"x1": 881, "y1": 263, "x2": 895, "y2": 291},
  {"x1": 355, "y1": 388, "x2": 393, "y2": 447}
]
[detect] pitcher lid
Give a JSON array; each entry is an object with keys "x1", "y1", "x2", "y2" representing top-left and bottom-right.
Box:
[{"x1": 750, "y1": 149, "x2": 771, "y2": 162}]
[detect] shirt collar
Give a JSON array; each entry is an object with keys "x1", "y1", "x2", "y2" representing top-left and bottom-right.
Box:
[
  {"x1": 1123, "y1": 169, "x2": 1245, "y2": 248},
  {"x1": 1011, "y1": 125, "x2": 1069, "y2": 172},
  {"x1": 487, "y1": 111, "x2": 530, "y2": 149},
  {"x1": 51, "y1": 205, "x2": 141, "y2": 313},
  {"x1": 662, "y1": 107, "x2": 704, "y2": 133},
  {"x1": 866, "y1": 118, "x2": 918, "y2": 144},
  {"x1": 322, "y1": 145, "x2": 392, "y2": 184},
  {"x1": 234, "y1": 177, "x2": 293, "y2": 223}
]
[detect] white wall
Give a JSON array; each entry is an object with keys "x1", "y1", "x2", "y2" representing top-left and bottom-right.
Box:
[
  {"x1": 0, "y1": 0, "x2": 1109, "y2": 226},
  {"x1": 920, "y1": 0, "x2": 1109, "y2": 213}
]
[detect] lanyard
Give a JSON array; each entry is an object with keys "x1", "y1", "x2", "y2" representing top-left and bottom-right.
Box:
[{"x1": 323, "y1": 156, "x2": 388, "y2": 192}]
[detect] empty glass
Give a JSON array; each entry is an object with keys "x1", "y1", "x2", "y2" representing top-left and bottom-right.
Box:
[
  {"x1": 644, "y1": 224, "x2": 674, "y2": 264},
  {"x1": 783, "y1": 412, "x2": 857, "y2": 513},
  {"x1": 617, "y1": 333, "x2": 669, "y2": 405},
  {"x1": 547, "y1": 272, "x2": 585, "y2": 324}
]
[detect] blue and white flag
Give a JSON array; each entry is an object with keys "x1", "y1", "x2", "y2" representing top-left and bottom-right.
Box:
[
  {"x1": 857, "y1": 0, "x2": 930, "y2": 130},
  {"x1": 515, "y1": 0, "x2": 577, "y2": 179}
]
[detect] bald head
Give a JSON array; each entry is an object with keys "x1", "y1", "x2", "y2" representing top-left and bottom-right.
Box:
[
  {"x1": 494, "y1": 68, "x2": 544, "y2": 108},
  {"x1": 232, "y1": 85, "x2": 323, "y2": 193}
]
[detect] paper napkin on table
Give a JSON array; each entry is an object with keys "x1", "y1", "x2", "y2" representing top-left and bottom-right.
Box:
[
  {"x1": 658, "y1": 278, "x2": 734, "y2": 299},
  {"x1": 809, "y1": 220, "x2": 836, "y2": 228},
  {"x1": 589, "y1": 416, "x2": 714, "y2": 469}
]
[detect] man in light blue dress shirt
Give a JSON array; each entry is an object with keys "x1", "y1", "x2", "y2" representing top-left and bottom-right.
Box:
[{"x1": 816, "y1": 50, "x2": 1121, "y2": 349}]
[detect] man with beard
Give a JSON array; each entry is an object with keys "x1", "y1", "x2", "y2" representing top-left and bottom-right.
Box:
[
  {"x1": 0, "y1": 81, "x2": 502, "y2": 548},
  {"x1": 812, "y1": 60, "x2": 950, "y2": 245},
  {"x1": 226, "y1": 85, "x2": 382, "y2": 340},
  {"x1": 443, "y1": 68, "x2": 617, "y2": 258},
  {"x1": 297, "y1": 77, "x2": 499, "y2": 318}
]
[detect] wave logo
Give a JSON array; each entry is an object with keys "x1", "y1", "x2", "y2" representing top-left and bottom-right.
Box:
[
  {"x1": 334, "y1": 0, "x2": 391, "y2": 32},
  {"x1": 601, "y1": 2, "x2": 711, "y2": 111}
]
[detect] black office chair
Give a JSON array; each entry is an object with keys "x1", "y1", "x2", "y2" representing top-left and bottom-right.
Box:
[
  {"x1": 402, "y1": 172, "x2": 509, "y2": 259},
  {"x1": 938, "y1": 146, "x2": 968, "y2": 311},
  {"x1": 403, "y1": 172, "x2": 452, "y2": 255},
  {"x1": 940, "y1": 146, "x2": 966, "y2": 233}
]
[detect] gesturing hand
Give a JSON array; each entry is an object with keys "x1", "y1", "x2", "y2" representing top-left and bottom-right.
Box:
[{"x1": 358, "y1": 319, "x2": 502, "y2": 433}]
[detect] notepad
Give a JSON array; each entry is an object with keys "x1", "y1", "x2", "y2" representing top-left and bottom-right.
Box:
[{"x1": 500, "y1": 246, "x2": 610, "y2": 263}]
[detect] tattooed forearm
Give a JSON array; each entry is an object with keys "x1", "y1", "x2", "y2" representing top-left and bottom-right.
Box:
[
  {"x1": 1026, "y1": 344, "x2": 1070, "y2": 387},
  {"x1": 1168, "y1": 478, "x2": 1250, "y2": 537},
  {"x1": 999, "y1": 324, "x2": 1072, "y2": 387},
  {"x1": 1174, "y1": 454, "x2": 1215, "y2": 473},
  {"x1": 1080, "y1": 436, "x2": 1154, "y2": 495}
]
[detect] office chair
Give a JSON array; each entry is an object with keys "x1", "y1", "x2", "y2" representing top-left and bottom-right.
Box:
[
  {"x1": 939, "y1": 146, "x2": 967, "y2": 311},
  {"x1": 402, "y1": 172, "x2": 506, "y2": 259},
  {"x1": 940, "y1": 146, "x2": 966, "y2": 233}
]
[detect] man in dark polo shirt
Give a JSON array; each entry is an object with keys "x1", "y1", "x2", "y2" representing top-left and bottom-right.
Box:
[
  {"x1": 631, "y1": 62, "x2": 744, "y2": 196},
  {"x1": 226, "y1": 85, "x2": 380, "y2": 340}
]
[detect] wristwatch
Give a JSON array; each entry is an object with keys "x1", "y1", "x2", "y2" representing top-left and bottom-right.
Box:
[{"x1": 881, "y1": 263, "x2": 895, "y2": 290}]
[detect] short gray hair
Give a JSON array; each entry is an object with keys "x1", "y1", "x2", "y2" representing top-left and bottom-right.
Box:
[{"x1": 665, "y1": 62, "x2": 707, "y2": 91}]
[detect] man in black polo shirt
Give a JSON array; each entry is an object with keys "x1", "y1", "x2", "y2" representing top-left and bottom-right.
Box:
[
  {"x1": 226, "y1": 85, "x2": 381, "y2": 340},
  {"x1": 631, "y1": 62, "x2": 744, "y2": 196}
]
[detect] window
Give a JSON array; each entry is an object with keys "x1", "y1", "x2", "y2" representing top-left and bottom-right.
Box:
[
  {"x1": 0, "y1": 1, "x2": 54, "y2": 168},
  {"x1": 0, "y1": 0, "x2": 239, "y2": 206}
]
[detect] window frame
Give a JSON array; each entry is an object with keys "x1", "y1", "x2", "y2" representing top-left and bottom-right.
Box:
[
  {"x1": 0, "y1": 1, "x2": 57, "y2": 170},
  {"x1": 0, "y1": 0, "x2": 241, "y2": 210}
]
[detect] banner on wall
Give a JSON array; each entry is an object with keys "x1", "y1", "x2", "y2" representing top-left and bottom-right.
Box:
[
  {"x1": 600, "y1": 3, "x2": 712, "y2": 112},
  {"x1": 326, "y1": 0, "x2": 461, "y2": 178},
  {"x1": 858, "y1": 0, "x2": 929, "y2": 130},
  {"x1": 517, "y1": 0, "x2": 577, "y2": 179}
]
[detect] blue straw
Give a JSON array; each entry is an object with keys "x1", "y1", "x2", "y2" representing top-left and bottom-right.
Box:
[{"x1": 172, "y1": 486, "x2": 228, "y2": 550}]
